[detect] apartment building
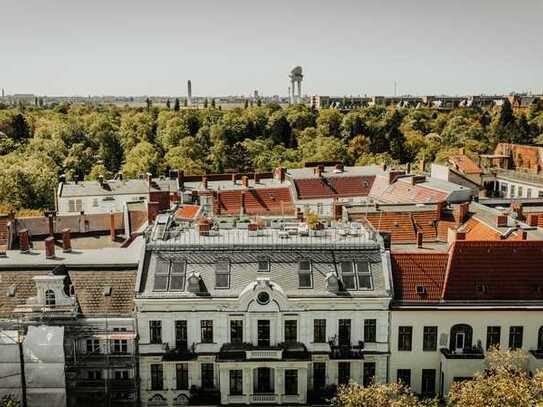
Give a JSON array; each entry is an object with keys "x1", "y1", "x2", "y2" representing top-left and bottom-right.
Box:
[{"x1": 135, "y1": 217, "x2": 393, "y2": 406}]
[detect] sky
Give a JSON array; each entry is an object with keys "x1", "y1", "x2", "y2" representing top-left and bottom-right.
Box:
[{"x1": 1, "y1": 0, "x2": 542, "y2": 97}]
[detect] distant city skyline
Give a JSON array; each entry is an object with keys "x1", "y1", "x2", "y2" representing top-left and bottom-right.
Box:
[{"x1": 2, "y1": 0, "x2": 543, "y2": 97}]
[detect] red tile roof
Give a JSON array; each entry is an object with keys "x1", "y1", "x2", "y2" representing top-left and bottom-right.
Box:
[
  {"x1": 294, "y1": 176, "x2": 374, "y2": 199},
  {"x1": 375, "y1": 179, "x2": 449, "y2": 204},
  {"x1": 391, "y1": 252, "x2": 449, "y2": 302},
  {"x1": 449, "y1": 155, "x2": 482, "y2": 174},
  {"x1": 461, "y1": 217, "x2": 502, "y2": 241},
  {"x1": 175, "y1": 205, "x2": 200, "y2": 220},
  {"x1": 442, "y1": 240, "x2": 543, "y2": 301},
  {"x1": 217, "y1": 188, "x2": 294, "y2": 216},
  {"x1": 363, "y1": 212, "x2": 417, "y2": 242}
]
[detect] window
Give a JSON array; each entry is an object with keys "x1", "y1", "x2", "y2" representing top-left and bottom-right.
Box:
[
  {"x1": 421, "y1": 369, "x2": 436, "y2": 397},
  {"x1": 397, "y1": 369, "x2": 411, "y2": 386},
  {"x1": 284, "y1": 370, "x2": 298, "y2": 395},
  {"x1": 258, "y1": 320, "x2": 271, "y2": 347},
  {"x1": 151, "y1": 364, "x2": 163, "y2": 390},
  {"x1": 486, "y1": 326, "x2": 501, "y2": 350},
  {"x1": 527, "y1": 188, "x2": 532, "y2": 198},
  {"x1": 45, "y1": 289, "x2": 56, "y2": 306},
  {"x1": 201, "y1": 320, "x2": 214, "y2": 343},
  {"x1": 338, "y1": 319, "x2": 351, "y2": 346},
  {"x1": 518, "y1": 186, "x2": 524, "y2": 197},
  {"x1": 398, "y1": 326, "x2": 412, "y2": 351},
  {"x1": 423, "y1": 327, "x2": 437, "y2": 351},
  {"x1": 313, "y1": 362, "x2": 326, "y2": 389},
  {"x1": 87, "y1": 370, "x2": 102, "y2": 380},
  {"x1": 340, "y1": 261, "x2": 372, "y2": 290},
  {"x1": 112, "y1": 339, "x2": 128, "y2": 354},
  {"x1": 538, "y1": 327, "x2": 543, "y2": 351},
  {"x1": 230, "y1": 320, "x2": 243, "y2": 344},
  {"x1": 114, "y1": 370, "x2": 129, "y2": 380},
  {"x1": 215, "y1": 258, "x2": 230, "y2": 288},
  {"x1": 153, "y1": 258, "x2": 186, "y2": 291},
  {"x1": 201, "y1": 364, "x2": 214, "y2": 389},
  {"x1": 509, "y1": 326, "x2": 523, "y2": 349},
  {"x1": 229, "y1": 370, "x2": 243, "y2": 395},
  {"x1": 284, "y1": 320, "x2": 297, "y2": 343},
  {"x1": 68, "y1": 199, "x2": 82, "y2": 212},
  {"x1": 175, "y1": 320, "x2": 188, "y2": 350},
  {"x1": 257, "y1": 256, "x2": 270, "y2": 272},
  {"x1": 176, "y1": 364, "x2": 189, "y2": 390},
  {"x1": 363, "y1": 362, "x2": 375, "y2": 387},
  {"x1": 313, "y1": 319, "x2": 326, "y2": 343},
  {"x1": 364, "y1": 319, "x2": 376, "y2": 343},
  {"x1": 338, "y1": 362, "x2": 350, "y2": 385},
  {"x1": 298, "y1": 260, "x2": 312, "y2": 288},
  {"x1": 86, "y1": 339, "x2": 100, "y2": 353},
  {"x1": 149, "y1": 321, "x2": 162, "y2": 344},
  {"x1": 255, "y1": 367, "x2": 273, "y2": 393}
]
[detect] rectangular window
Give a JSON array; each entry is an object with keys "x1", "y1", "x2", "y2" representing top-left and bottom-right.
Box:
[
  {"x1": 175, "y1": 320, "x2": 188, "y2": 350},
  {"x1": 314, "y1": 319, "x2": 326, "y2": 343},
  {"x1": 338, "y1": 362, "x2": 350, "y2": 385},
  {"x1": 284, "y1": 320, "x2": 297, "y2": 343},
  {"x1": 201, "y1": 320, "x2": 213, "y2": 343},
  {"x1": 423, "y1": 326, "x2": 437, "y2": 351},
  {"x1": 486, "y1": 326, "x2": 501, "y2": 350},
  {"x1": 257, "y1": 256, "x2": 270, "y2": 272},
  {"x1": 114, "y1": 370, "x2": 129, "y2": 380},
  {"x1": 153, "y1": 258, "x2": 186, "y2": 291},
  {"x1": 230, "y1": 320, "x2": 243, "y2": 344},
  {"x1": 215, "y1": 258, "x2": 230, "y2": 289},
  {"x1": 229, "y1": 370, "x2": 243, "y2": 395},
  {"x1": 363, "y1": 362, "x2": 375, "y2": 387},
  {"x1": 201, "y1": 363, "x2": 214, "y2": 389},
  {"x1": 313, "y1": 362, "x2": 326, "y2": 389},
  {"x1": 340, "y1": 261, "x2": 356, "y2": 290},
  {"x1": 112, "y1": 339, "x2": 128, "y2": 354},
  {"x1": 356, "y1": 261, "x2": 372, "y2": 289},
  {"x1": 509, "y1": 326, "x2": 523, "y2": 349},
  {"x1": 338, "y1": 319, "x2": 351, "y2": 346},
  {"x1": 153, "y1": 258, "x2": 170, "y2": 291},
  {"x1": 86, "y1": 339, "x2": 100, "y2": 353},
  {"x1": 170, "y1": 261, "x2": 186, "y2": 291},
  {"x1": 149, "y1": 321, "x2": 162, "y2": 344},
  {"x1": 298, "y1": 260, "x2": 312, "y2": 288},
  {"x1": 340, "y1": 260, "x2": 372, "y2": 290},
  {"x1": 257, "y1": 320, "x2": 270, "y2": 347},
  {"x1": 397, "y1": 369, "x2": 411, "y2": 386},
  {"x1": 87, "y1": 370, "x2": 102, "y2": 380},
  {"x1": 364, "y1": 319, "x2": 376, "y2": 343},
  {"x1": 284, "y1": 370, "x2": 298, "y2": 395},
  {"x1": 421, "y1": 369, "x2": 436, "y2": 396},
  {"x1": 398, "y1": 326, "x2": 412, "y2": 351},
  {"x1": 176, "y1": 364, "x2": 189, "y2": 390},
  {"x1": 151, "y1": 364, "x2": 163, "y2": 390}
]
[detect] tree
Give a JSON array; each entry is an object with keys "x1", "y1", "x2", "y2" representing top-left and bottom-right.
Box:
[
  {"x1": 316, "y1": 108, "x2": 343, "y2": 138},
  {"x1": 1, "y1": 394, "x2": 20, "y2": 407},
  {"x1": 122, "y1": 141, "x2": 160, "y2": 177},
  {"x1": 163, "y1": 136, "x2": 205, "y2": 174},
  {"x1": 166, "y1": 99, "x2": 171, "y2": 110},
  {"x1": 203, "y1": 98, "x2": 208, "y2": 108},
  {"x1": 145, "y1": 97, "x2": 152, "y2": 111},
  {"x1": 211, "y1": 98, "x2": 216, "y2": 108},
  {"x1": 119, "y1": 112, "x2": 154, "y2": 151},
  {"x1": 244, "y1": 99, "x2": 249, "y2": 109},
  {"x1": 183, "y1": 98, "x2": 188, "y2": 107},
  {"x1": 174, "y1": 98, "x2": 180, "y2": 111}
]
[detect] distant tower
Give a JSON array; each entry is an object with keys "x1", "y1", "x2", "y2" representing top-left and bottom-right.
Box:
[
  {"x1": 187, "y1": 80, "x2": 192, "y2": 106},
  {"x1": 289, "y1": 66, "x2": 303, "y2": 104},
  {"x1": 253, "y1": 90, "x2": 259, "y2": 100}
]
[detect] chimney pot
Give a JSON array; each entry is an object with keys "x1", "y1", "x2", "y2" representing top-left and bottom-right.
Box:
[
  {"x1": 147, "y1": 201, "x2": 160, "y2": 224},
  {"x1": 45, "y1": 236, "x2": 55, "y2": 259},
  {"x1": 62, "y1": 228, "x2": 72, "y2": 252},
  {"x1": 254, "y1": 172, "x2": 260, "y2": 184},
  {"x1": 521, "y1": 230, "x2": 528, "y2": 240},
  {"x1": 275, "y1": 167, "x2": 286, "y2": 183},
  {"x1": 496, "y1": 214, "x2": 508, "y2": 227},
  {"x1": 455, "y1": 230, "x2": 466, "y2": 241},
  {"x1": 201, "y1": 176, "x2": 209, "y2": 190},
  {"x1": 19, "y1": 229, "x2": 30, "y2": 253},
  {"x1": 231, "y1": 173, "x2": 237, "y2": 184}
]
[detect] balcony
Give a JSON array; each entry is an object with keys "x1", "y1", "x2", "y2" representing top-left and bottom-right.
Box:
[
  {"x1": 162, "y1": 346, "x2": 197, "y2": 362},
  {"x1": 440, "y1": 347, "x2": 484, "y2": 360},
  {"x1": 247, "y1": 349, "x2": 282, "y2": 360},
  {"x1": 218, "y1": 342, "x2": 309, "y2": 362},
  {"x1": 330, "y1": 342, "x2": 364, "y2": 359},
  {"x1": 251, "y1": 394, "x2": 278, "y2": 403}
]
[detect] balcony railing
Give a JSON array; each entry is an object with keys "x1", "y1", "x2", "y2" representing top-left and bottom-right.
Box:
[
  {"x1": 330, "y1": 342, "x2": 364, "y2": 359},
  {"x1": 251, "y1": 394, "x2": 278, "y2": 403},
  {"x1": 218, "y1": 342, "x2": 309, "y2": 361},
  {"x1": 440, "y1": 347, "x2": 484, "y2": 359}
]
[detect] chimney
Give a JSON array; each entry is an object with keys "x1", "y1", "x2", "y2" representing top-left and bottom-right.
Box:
[
  {"x1": 315, "y1": 166, "x2": 323, "y2": 177},
  {"x1": 59, "y1": 174, "x2": 66, "y2": 184},
  {"x1": 416, "y1": 231, "x2": 423, "y2": 248},
  {"x1": 19, "y1": 229, "x2": 30, "y2": 253},
  {"x1": 454, "y1": 202, "x2": 470, "y2": 227},
  {"x1": 332, "y1": 201, "x2": 342, "y2": 221},
  {"x1": 411, "y1": 176, "x2": 417, "y2": 186},
  {"x1": 178, "y1": 170, "x2": 184, "y2": 191},
  {"x1": 74, "y1": 174, "x2": 79, "y2": 184},
  {"x1": 241, "y1": 176, "x2": 249, "y2": 188},
  {"x1": 296, "y1": 208, "x2": 304, "y2": 222},
  {"x1": 240, "y1": 191, "x2": 246, "y2": 215},
  {"x1": 435, "y1": 201, "x2": 446, "y2": 218},
  {"x1": 201, "y1": 176, "x2": 208, "y2": 190},
  {"x1": 496, "y1": 214, "x2": 508, "y2": 227},
  {"x1": 197, "y1": 219, "x2": 211, "y2": 236},
  {"x1": 380, "y1": 163, "x2": 387, "y2": 172},
  {"x1": 169, "y1": 169, "x2": 178, "y2": 180},
  {"x1": 147, "y1": 201, "x2": 160, "y2": 224},
  {"x1": 254, "y1": 172, "x2": 260, "y2": 184},
  {"x1": 110, "y1": 212, "x2": 116, "y2": 241},
  {"x1": 145, "y1": 172, "x2": 152, "y2": 190},
  {"x1": 47, "y1": 213, "x2": 55, "y2": 237},
  {"x1": 231, "y1": 173, "x2": 237, "y2": 184},
  {"x1": 335, "y1": 163, "x2": 344, "y2": 172},
  {"x1": 511, "y1": 202, "x2": 523, "y2": 219},
  {"x1": 62, "y1": 228, "x2": 72, "y2": 253},
  {"x1": 406, "y1": 162, "x2": 411, "y2": 174},
  {"x1": 45, "y1": 236, "x2": 56, "y2": 259},
  {"x1": 527, "y1": 213, "x2": 539, "y2": 227},
  {"x1": 98, "y1": 175, "x2": 104, "y2": 187},
  {"x1": 455, "y1": 230, "x2": 466, "y2": 241},
  {"x1": 419, "y1": 159, "x2": 426, "y2": 173},
  {"x1": 118, "y1": 172, "x2": 123, "y2": 181},
  {"x1": 520, "y1": 230, "x2": 528, "y2": 240},
  {"x1": 274, "y1": 167, "x2": 286, "y2": 183}
]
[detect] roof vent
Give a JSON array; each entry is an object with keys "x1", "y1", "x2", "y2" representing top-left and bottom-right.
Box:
[
  {"x1": 103, "y1": 286, "x2": 112, "y2": 296},
  {"x1": 415, "y1": 285, "x2": 426, "y2": 295}
]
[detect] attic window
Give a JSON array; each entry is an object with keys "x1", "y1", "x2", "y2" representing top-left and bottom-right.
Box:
[
  {"x1": 341, "y1": 260, "x2": 372, "y2": 290},
  {"x1": 45, "y1": 289, "x2": 56, "y2": 306},
  {"x1": 153, "y1": 257, "x2": 186, "y2": 291},
  {"x1": 298, "y1": 259, "x2": 312, "y2": 288},
  {"x1": 7, "y1": 285, "x2": 16, "y2": 297},
  {"x1": 215, "y1": 258, "x2": 230, "y2": 289},
  {"x1": 103, "y1": 286, "x2": 112, "y2": 296},
  {"x1": 257, "y1": 256, "x2": 270, "y2": 272},
  {"x1": 416, "y1": 285, "x2": 427, "y2": 295}
]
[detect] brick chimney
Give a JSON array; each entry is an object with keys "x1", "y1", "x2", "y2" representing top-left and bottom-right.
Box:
[
  {"x1": 145, "y1": 172, "x2": 152, "y2": 189},
  {"x1": 454, "y1": 202, "x2": 470, "y2": 227},
  {"x1": 201, "y1": 176, "x2": 208, "y2": 190},
  {"x1": 240, "y1": 191, "x2": 246, "y2": 215},
  {"x1": 62, "y1": 229, "x2": 72, "y2": 253},
  {"x1": 527, "y1": 213, "x2": 539, "y2": 227},
  {"x1": 332, "y1": 201, "x2": 342, "y2": 221},
  {"x1": 455, "y1": 230, "x2": 466, "y2": 241},
  {"x1": 511, "y1": 202, "x2": 523, "y2": 220},
  {"x1": 19, "y1": 229, "x2": 30, "y2": 253},
  {"x1": 231, "y1": 173, "x2": 237, "y2": 184},
  {"x1": 435, "y1": 201, "x2": 446, "y2": 218},
  {"x1": 496, "y1": 214, "x2": 508, "y2": 227},
  {"x1": 45, "y1": 236, "x2": 55, "y2": 259},
  {"x1": 147, "y1": 201, "x2": 160, "y2": 224},
  {"x1": 406, "y1": 162, "x2": 411, "y2": 174},
  {"x1": 416, "y1": 231, "x2": 423, "y2": 248},
  {"x1": 47, "y1": 213, "x2": 55, "y2": 237},
  {"x1": 296, "y1": 208, "x2": 304, "y2": 222},
  {"x1": 178, "y1": 170, "x2": 185, "y2": 191},
  {"x1": 110, "y1": 212, "x2": 116, "y2": 241},
  {"x1": 335, "y1": 163, "x2": 344, "y2": 172},
  {"x1": 274, "y1": 167, "x2": 286, "y2": 183},
  {"x1": 241, "y1": 176, "x2": 249, "y2": 188},
  {"x1": 520, "y1": 230, "x2": 528, "y2": 240}
]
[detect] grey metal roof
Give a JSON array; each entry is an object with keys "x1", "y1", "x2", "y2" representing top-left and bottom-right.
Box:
[
  {"x1": 287, "y1": 165, "x2": 386, "y2": 179},
  {"x1": 59, "y1": 178, "x2": 178, "y2": 198}
]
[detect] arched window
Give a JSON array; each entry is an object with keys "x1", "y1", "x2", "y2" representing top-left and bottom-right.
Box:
[
  {"x1": 538, "y1": 327, "x2": 543, "y2": 351},
  {"x1": 449, "y1": 324, "x2": 473, "y2": 353},
  {"x1": 45, "y1": 289, "x2": 56, "y2": 306}
]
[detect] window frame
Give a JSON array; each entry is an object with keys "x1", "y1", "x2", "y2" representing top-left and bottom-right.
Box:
[
  {"x1": 298, "y1": 259, "x2": 312, "y2": 288},
  {"x1": 509, "y1": 326, "x2": 523, "y2": 349},
  {"x1": 313, "y1": 362, "x2": 326, "y2": 389},
  {"x1": 364, "y1": 319, "x2": 377, "y2": 343},
  {"x1": 201, "y1": 320, "x2": 214, "y2": 343},
  {"x1": 340, "y1": 260, "x2": 372, "y2": 290},
  {"x1": 313, "y1": 319, "x2": 326, "y2": 343},
  {"x1": 338, "y1": 362, "x2": 351, "y2": 385},
  {"x1": 230, "y1": 320, "x2": 243, "y2": 345},
  {"x1": 45, "y1": 289, "x2": 56, "y2": 306},
  {"x1": 486, "y1": 326, "x2": 501, "y2": 350},
  {"x1": 150, "y1": 364, "x2": 163, "y2": 390},
  {"x1": 86, "y1": 339, "x2": 100, "y2": 353},
  {"x1": 153, "y1": 258, "x2": 186, "y2": 292},
  {"x1": 422, "y1": 326, "x2": 437, "y2": 352},
  {"x1": 398, "y1": 326, "x2": 413, "y2": 351},
  {"x1": 284, "y1": 370, "x2": 298, "y2": 395},
  {"x1": 215, "y1": 258, "x2": 231, "y2": 289},
  {"x1": 397, "y1": 369, "x2": 411, "y2": 386},
  {"x1": 176, "y1": 363, "x2": 189, "y2": 390},
  {"x1": 257, "y1": 256, "x2": 270, "y2": 272},
  {"x1": 229, "y1": 370, "x2": 243, "y2": 395},
  {"x1": 363, "y1": 362, "x2": 376, "y2": 387},
  {"x1": 201, "y1": 363, "x2": 214, "y2": 390},
  {"x1": 284, "y1": 320, "x2": 298, "y2": 343},
  {"x1": 175, "y1": 320, "x2": 188, "y2": 350},
  {"x1": 149, "y1": 320, "x2": 162, "y2": 344}
]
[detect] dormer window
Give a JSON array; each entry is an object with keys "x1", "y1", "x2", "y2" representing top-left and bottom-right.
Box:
[
  {"x1": 298, "y1": 260, "x2": 312, "y2": 288},
  {"x1": 45, "y1": 289, "x2": 56, "y2": 306},
  {"x1": 340, "y1": 261, "x2": 356, "y2": 290},
  {"x1": 153, "y1": 257, "x2": 186, "y2": 291},
  {"x1": 340, "y1": 260, "x2": 372, "y2": 290},
  {"x1": 257, "y1": 257, "x2": 270, "y2": 272},
  {"x1": 215, "y1": 258, "x2": 230, "y2": 289},
  {"x1": 356, "y1": 261, "x2": 372, "y2": 289}
]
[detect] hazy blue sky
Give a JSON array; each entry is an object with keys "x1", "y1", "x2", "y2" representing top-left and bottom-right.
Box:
[{"x1": 1, "y1": 0, "x2": 542, "y2": 96}]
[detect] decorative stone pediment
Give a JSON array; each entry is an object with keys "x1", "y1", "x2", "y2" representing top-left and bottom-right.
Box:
[{"x1": 239, "y1": 277, "x2": 288, "y2": 312}]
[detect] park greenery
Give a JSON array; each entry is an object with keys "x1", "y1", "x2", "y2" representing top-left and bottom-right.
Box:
[{"x1": 1, "y1": 98, "x2": 543, "y2": 213}]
